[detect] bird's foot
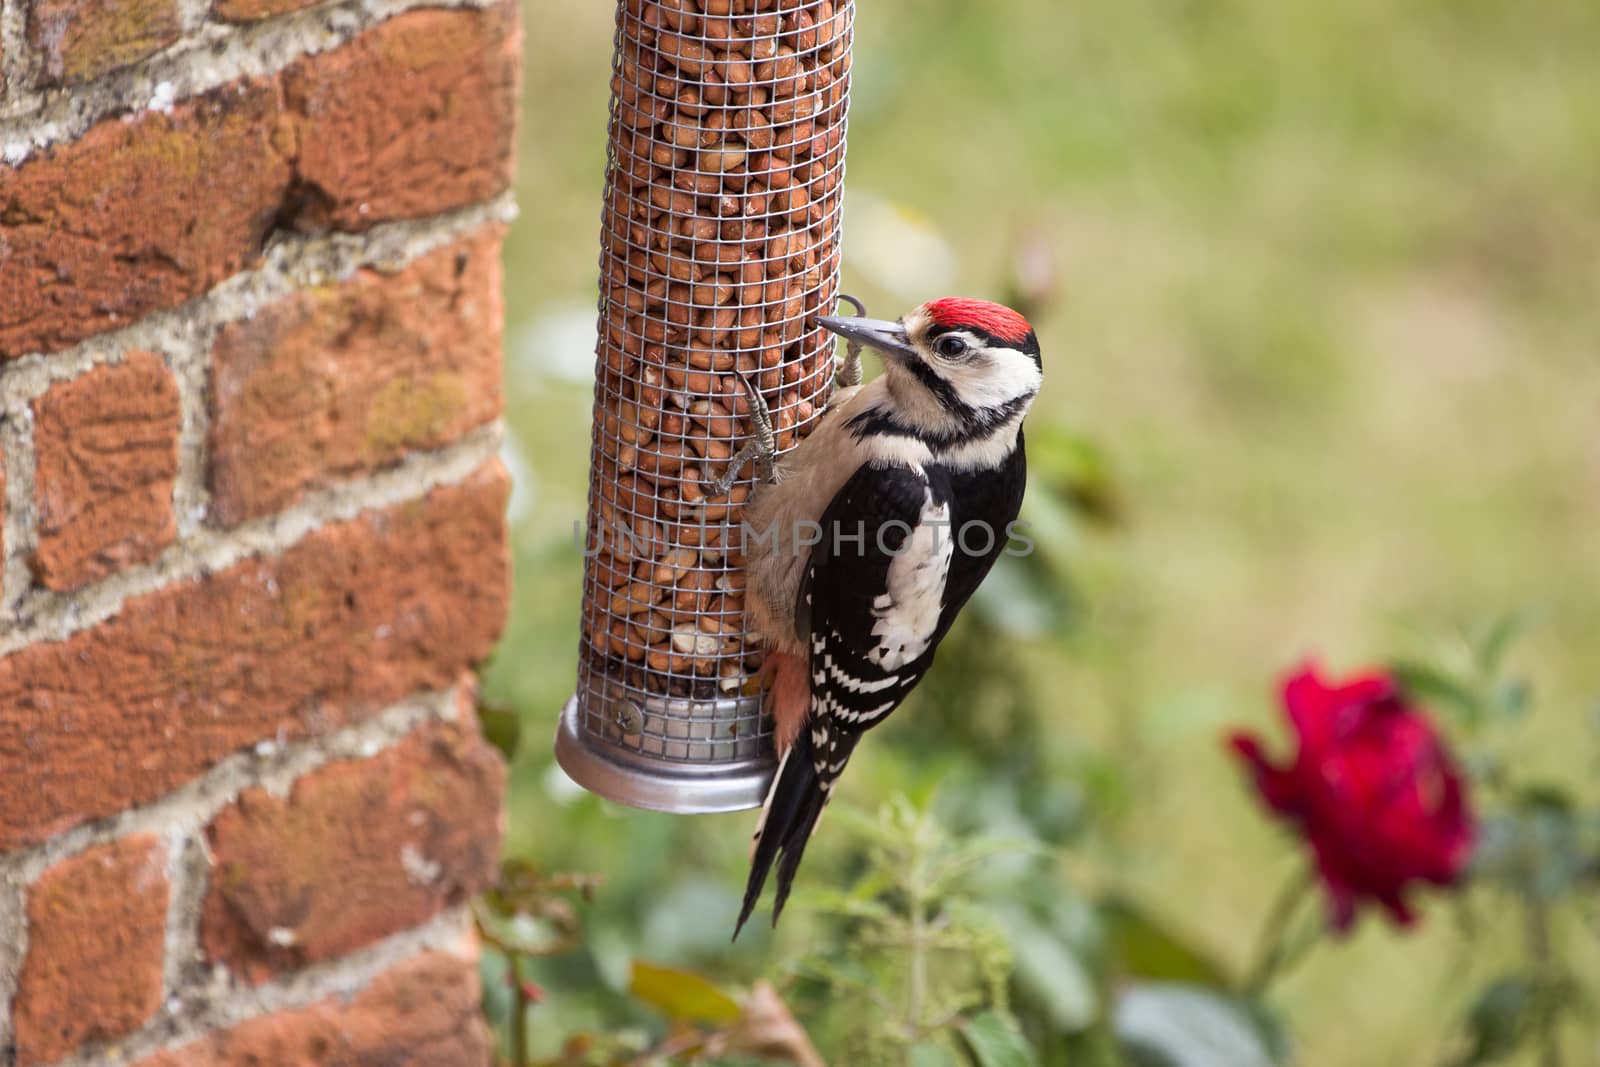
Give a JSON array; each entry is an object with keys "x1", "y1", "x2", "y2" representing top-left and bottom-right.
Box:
[
  {"x1": 833, "y1": 293, "x2": 869, "y2": 390},
  {"x1": 709, "y1": 295, "x2": 870, "y2": 497},
  {"x1": 707, "y1": 371, "x2": 777, "y2": 497}
]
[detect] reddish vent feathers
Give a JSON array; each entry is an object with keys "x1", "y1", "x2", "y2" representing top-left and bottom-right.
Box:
[{"x1": 924, "y1": 298, "x2": 1033, "y2": 345}]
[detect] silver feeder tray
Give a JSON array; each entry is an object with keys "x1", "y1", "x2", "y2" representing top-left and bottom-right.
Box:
[{"x1": 555, "y1": 684, "x2": 776, "y2": 814}]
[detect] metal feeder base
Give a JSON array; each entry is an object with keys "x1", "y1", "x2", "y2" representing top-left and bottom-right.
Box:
[{"x1": 555, "y1": 695, "x2": 776, "y2": 814}]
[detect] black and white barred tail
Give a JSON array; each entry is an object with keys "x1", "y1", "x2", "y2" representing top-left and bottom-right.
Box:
[{"x1": 733, "y1": 725, "x2": 855, "y2": 939}]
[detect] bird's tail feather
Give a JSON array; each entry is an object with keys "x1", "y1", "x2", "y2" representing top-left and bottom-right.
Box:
[{"x1": 733, "y1": 729, "x2": 829, "y2": 940}]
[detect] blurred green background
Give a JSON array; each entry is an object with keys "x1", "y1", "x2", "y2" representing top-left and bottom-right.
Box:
[{"x1": 482, "y1": 1, "x2": 1600, "y2": 1063}]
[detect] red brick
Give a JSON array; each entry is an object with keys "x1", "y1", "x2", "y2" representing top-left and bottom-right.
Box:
[
  {"x1": 209, "y1": 231, "x2": 505, "y2": 525},
  {"x1": 27, "y1": 0, "x2": 182, "y2": 87},
  {"x1": 31, "y1": 352, "x2": 181, "y2": 591},
  {"x1": 0, "y1": 464, "x2": 509, "y2": 851},
  {"x1": 213, "y1": 0, "x2": 326, "y2": 21},
  {"x1": 12, "y1": 835, "x2": 170, "y2": 1066},
  {"x1": 0, "y1": 80, "x2": 290, "y2": 359},
  {"x1": 280, "y1": 4, "x2": 520, "y2": 230},
  {"x1": 1, "y1": 451, "x2": 7, "y2": 601},
  {"x1": 133, "y1": 951, "x2": 491, "y2": 1067},
  {"x1": 0, "y1": 3, "x2": 520, "y2": 361},
  {"x1": 202, "y1": 713, "x2": 503, "y2": 981}
]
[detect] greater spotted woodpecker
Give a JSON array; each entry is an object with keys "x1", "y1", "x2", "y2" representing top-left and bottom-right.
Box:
[{"x1": 725, "y1": 298, "x2": 1042, "y2": 938}]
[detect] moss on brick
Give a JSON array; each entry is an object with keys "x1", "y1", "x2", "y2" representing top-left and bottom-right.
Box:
[{"x1": 365, "y1": 372, "x2": 471, "y2": 454}]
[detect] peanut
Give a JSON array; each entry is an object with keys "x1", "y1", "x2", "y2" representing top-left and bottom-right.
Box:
[{"x1": 588, "y1": 0, "x2": 850, "y2": 694}]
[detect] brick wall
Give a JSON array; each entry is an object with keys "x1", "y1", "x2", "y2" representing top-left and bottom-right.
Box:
[{"x1": 0, "y1": 1, "x2": 520, "y2": 1064}]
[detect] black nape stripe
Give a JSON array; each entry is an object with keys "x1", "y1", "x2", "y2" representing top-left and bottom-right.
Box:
[{"x1": 846, "y1": 390, "x2": 1036, "y2": 450}]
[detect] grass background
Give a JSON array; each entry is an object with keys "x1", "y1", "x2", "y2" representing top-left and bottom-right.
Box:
[{"x1": 484, "y1": 1, "x2": 1600, "y2": 1062}]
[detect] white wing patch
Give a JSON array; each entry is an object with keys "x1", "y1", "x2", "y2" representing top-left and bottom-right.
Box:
[{"x1": 866, "y1": 487, "x2": 952, "y2": 671}]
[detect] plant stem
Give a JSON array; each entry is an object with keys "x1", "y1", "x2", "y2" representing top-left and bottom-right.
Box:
[
  {"x1": 908, "y1": 896, "x2": 928, "y2": 1038},
  {"x1": 902, "y1": 809, "x2": 933, "y2": 1052},
  {"x1": 509, "y1": 954, "x2": 530, "y2": 1067},
  {"x1": 1524, "y1": 894, "x2": 1563, "y2": 1067},
  {"x1": 1243, "y1": 869, "x2": 1315, "y2": 996}
]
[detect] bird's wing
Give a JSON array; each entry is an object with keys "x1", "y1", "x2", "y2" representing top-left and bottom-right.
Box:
[
  {"x1": 803, "y1": 460, "x2": 950, "y2": 745},
  {"x1": 738, "y1": 460, "x2": 950, "y2": 936},
  {"x1": 922, "y1": 440, "x2": 1029, "y2": 642}
]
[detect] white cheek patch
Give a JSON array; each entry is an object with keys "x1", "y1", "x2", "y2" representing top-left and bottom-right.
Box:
[
  {"x1": 866, "y1": 488, "x2": 952, "y2": 671},
  {"x1": 947, "y1": 348, "x2": 1042, "y2": 410}
]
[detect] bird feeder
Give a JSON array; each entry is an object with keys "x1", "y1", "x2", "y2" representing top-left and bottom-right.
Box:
[{"x1": 555, "y1": 0, "x2": 855, "y2": 813}]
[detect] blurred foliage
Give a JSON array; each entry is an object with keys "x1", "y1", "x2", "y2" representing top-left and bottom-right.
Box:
[
  {"x1": 1389, "y1": 619, "x2": 1600, "y2": 1065},
  {"x1": 486, "y1": 0, "x2": 1600, "y2": 1063},
  {"x1": 478, "y1": 859, "x2": 825, "y2": 1066},
  {"x1": 787, "y1": 798, "x2": 1024, "y2": 1063}
]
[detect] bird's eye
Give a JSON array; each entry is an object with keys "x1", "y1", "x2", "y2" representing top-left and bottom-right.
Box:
[{"x1": 933, "y1": 335, "x2": 968, "y2": 359}]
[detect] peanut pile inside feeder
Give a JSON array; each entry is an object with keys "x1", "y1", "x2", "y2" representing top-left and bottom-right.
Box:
[{"x1": 581, "y1": 0, "x2": 852, "y2": 712}]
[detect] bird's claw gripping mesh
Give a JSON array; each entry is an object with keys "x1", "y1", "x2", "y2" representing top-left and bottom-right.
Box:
[
  {"x1": 706, "y1": 371, "x2": 777, "y2": 497},
  {"x1": 558, "y1": 0, "x2": 855, "y2": 813}
]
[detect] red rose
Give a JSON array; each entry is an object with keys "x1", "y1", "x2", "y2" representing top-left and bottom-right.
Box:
[{"x1": 1228, "y1": 662, "x2": 1475, "y2": 931}]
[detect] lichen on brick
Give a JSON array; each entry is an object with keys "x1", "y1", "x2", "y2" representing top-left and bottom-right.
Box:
[
  {"x1": 27, "y1": 0, "x2": 183, "y2": 87},
  {"x1": 212, "y1": 0, "x2": 327, "y2": 22},
  {"x1": 0, "y1": 465, "x2": 510, "y2": 852},
  {"x1": 0, "y1": 79, "x2": 290, "y2": 359},
  {"x1": 365, "y1": 372, "x2": 471, "y2": 454},
  {"x1": 0, "y1": 3, "x2": 520, "y2": 1056},
  {"x1": 0, "y1": 1, "x2": 520, "y2": 360},
  {"x1": 208, "y1": 230, "x2": 505, "y2": 524}
]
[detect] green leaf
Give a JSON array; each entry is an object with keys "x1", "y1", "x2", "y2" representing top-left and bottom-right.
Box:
[
  {"x1": 1515, "y1": 784, "x2": 1574, "y2": 816},
  {"x1": 960, "y1": 1011, "x2": 1040, "y2": 1067},
  {"x1": 477, "y1": 949, "x2": 514, "y2": 1029},
  {"x1": 1390, "y1": 660, "x2": 1485, "y2": 725},
  {"x1": 995, "y1": 906, "x2": 1098, "y2": 1032},
  {"x1": 1025, "y1": 423, "x2": 1123, "y2": 526},
  {"x1": 972, "y1": 554, "x2": 1077, "y2": 639},
  {"x1": 1455, "y1": 974, "x2": 1579, "y2": 1066},
  {"x1": 626, "y1": 960, "x2": 741, "y2": 1025},
  {"x1": 477, "y1": 702, "x2": 522, "y2": 761},
  {"x1": 1114, "y1": 983, "x2": 1278, "y2": 1067},
  {"x1": 1239, "y1": 999, "x2": 1294, "y2": 1066},
  {"x1": 1473, "y1": 610, "x2": 1540, "y2": 676},
  {"x1": 911, "y1": 1039, "x2": 966, "y2": 1067},
  {"x1": 1099, "y1": 897, "x2": 1228, "y2": 987},
  {"x1": 826, "y1": 801, "x2": 896, "y2": 842},
  {"x1": 1457, "y1": 976, "x2": 1540, "y2": 1065},
  {"x1": 1470, "y1": 787, "x2": 1592, "y2": 899},
  {"x1": 787, "y1": 884, "x2": 895, "y2": 922}
]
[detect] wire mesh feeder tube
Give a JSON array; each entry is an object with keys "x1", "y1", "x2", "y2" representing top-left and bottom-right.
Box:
[{"x1": 557, "y1": 0, "x2": 855, "y2": 813}]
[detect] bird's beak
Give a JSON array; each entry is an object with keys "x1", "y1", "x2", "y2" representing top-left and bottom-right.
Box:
[{"x1": 817, "y1": 316, "x2": 919, "y2": 365}]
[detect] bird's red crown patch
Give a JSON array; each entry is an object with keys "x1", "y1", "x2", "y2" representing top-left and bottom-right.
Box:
[{"x1": 924, "y1": 298, "x2": 1033, "y2": 345}]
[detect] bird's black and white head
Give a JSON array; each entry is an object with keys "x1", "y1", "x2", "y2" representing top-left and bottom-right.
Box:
[{"x1": 819, "y1": 298, "x2": 1042, "y2": 466}]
